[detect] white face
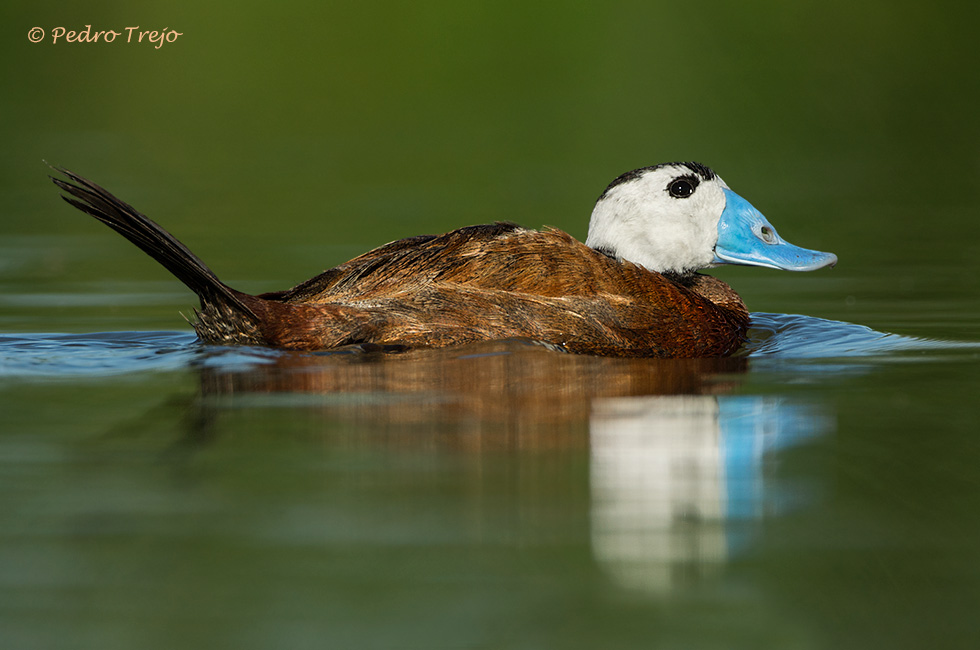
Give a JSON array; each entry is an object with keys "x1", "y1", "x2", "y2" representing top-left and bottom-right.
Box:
[{"x1": 585, "y1": 163, "x2": 730, "y2": 274}]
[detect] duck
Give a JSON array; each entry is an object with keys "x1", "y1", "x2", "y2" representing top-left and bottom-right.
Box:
[{"x1": 51, "y1": 162, "x2": 836, "y2": 358}]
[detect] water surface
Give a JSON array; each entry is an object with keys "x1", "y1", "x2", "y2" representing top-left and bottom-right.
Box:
[{"x1": 2, "y1": 310, "x2": 978, "y2": 649}]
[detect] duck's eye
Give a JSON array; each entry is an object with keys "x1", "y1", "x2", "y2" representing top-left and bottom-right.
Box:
[
  {"x1": 667, "y1": 177, "x2": 697, "y2": 199},
  {"x1": 760, "y1": 226, "x2": 776, "y2": 244}
]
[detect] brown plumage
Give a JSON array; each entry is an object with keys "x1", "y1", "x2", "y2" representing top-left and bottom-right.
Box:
[{"x1": 51, "y1": 168, "x2": 750, "y2": 358}]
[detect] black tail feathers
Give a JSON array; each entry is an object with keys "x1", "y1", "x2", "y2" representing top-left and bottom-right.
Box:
[{"x1": 50, "y1": 167, "x2": 255, "y2": 319}]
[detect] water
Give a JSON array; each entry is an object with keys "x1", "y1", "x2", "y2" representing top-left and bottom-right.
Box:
[
  {"x1": 0, "y1": 312, "x2": 963, "y2": 378},
  {"x1": 2, "y1": 312, "x2": 978, "y2": 649},
  {"x1": 3, "y1": 0, "x2": 980, "y2": 647}
]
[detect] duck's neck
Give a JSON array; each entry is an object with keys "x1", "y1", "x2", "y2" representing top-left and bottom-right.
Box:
[{"x1": 666, "y1": 272, "x2": 748, "y2": 315}]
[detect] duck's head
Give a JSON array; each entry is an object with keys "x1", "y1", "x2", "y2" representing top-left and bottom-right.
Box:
[{"x1": 585, "y1": 162, "x2": 837, "y2": 275}]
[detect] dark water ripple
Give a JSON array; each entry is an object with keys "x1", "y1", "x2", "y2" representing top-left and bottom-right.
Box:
[{"x1": 0, "y1": 313, "x2": 975, "y2": 378}]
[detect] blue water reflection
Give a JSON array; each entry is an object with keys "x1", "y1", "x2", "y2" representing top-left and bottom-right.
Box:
[
  {"x1": 590, "y1": 394, "x2": 831, "y2": 593},
  {"x1": 746, "y1": 312, "x2": 977, "y2": 358},
  {"x1": 2, "y1": 311, "x2": 973, "y2": 379}
]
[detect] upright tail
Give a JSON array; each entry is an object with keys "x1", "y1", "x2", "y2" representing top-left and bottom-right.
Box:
[{"x1": 51, "y1": 167, "x2": 260, "y2": 337}]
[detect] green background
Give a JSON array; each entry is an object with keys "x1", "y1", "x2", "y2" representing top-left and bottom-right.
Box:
[{"x1": 3, "y1": 0, "x2": 977, "y2": 338}]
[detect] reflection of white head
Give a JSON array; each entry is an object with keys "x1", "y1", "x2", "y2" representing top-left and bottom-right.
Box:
[
  {"x1": 589, "y1": 395, "x2": 830, "y2": 594},
  {"x1": 589, "y1": 395, "x2": 726, "y2": 592}
]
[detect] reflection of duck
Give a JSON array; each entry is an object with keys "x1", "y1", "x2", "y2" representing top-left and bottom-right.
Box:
[
  {"x1": 195, "y1": 340, "x2": 746, "y2": 448},
  {"x1": 589, "y1": 395, "x2": 830, "y2": 593},
  {"x1": 53, "y1": 162, "x2": 835, "y2": 357}
]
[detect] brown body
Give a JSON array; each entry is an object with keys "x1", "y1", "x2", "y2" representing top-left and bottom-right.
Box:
[{"x1": 53, "y1": 170, "x2": 749, "y2": 358}]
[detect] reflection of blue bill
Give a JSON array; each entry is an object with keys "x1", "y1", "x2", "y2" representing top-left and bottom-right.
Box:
[
  {"x1": 590, "y1": 395, "x2": 831, "y2": 593},
  {"x1": 720, "y1": 396, "x2": 830, "y2": 555}
]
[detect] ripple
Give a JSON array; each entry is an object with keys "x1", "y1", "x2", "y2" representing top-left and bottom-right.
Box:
[
  {"x1": 1, "y1": 313, "x2": 977, "y2": 379},
  {"x1": 744, "y1": 312, "x2": 979, "y2": 359},
  {"x1": 0, "y1": 331, "x2": 200, "y2": 377}
]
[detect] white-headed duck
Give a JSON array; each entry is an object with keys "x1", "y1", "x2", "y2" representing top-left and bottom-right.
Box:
[{"x1": 52, "y1": 162, "x2": 836, "y2": 357}]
